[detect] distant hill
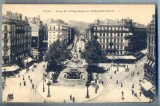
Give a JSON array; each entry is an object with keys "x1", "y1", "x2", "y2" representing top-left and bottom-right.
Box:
[
  {"x1": 43, "y1": 19, "x2": 90, "y2": 34},
  {"x1": 68, "y1": 20, "x2": 89, "y2": 34}
]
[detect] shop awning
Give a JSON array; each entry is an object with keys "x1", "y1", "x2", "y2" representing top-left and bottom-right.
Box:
[
  {"x1": 107, "y1": 55, "x2": 136, "y2": 59},
  {"x1": 146, "y1": 60, "x2": 150, "y2": 64},
  {"x1": 139, "y1": 79, "x2": 153, "y2": 91},
  {"x1": 151, "y1": 62, "x2": 155, "y2": 68},
  {"x1": 148, "y1": 61, "x2": 153, "y2": 66},
  {"x1": 2, "y1": 64, "x2": 20, "y2": 72},
  {"x1": 23, "y1": 57, "x2": 33, "y2": 65}
]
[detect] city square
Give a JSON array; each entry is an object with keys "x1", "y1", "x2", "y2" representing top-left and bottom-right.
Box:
[{"x1": 2, "y1": 5, "x2": 156, "y2": 103}]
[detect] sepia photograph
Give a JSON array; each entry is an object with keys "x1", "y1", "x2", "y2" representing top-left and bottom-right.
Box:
[{"x1": 1, "y1": 4, "x2": 156, "y2": 103}]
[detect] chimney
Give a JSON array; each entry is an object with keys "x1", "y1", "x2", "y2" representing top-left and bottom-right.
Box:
[
  {"x1": 15, "y1": 13, "x2": 18, "y2": 19},
  {"x1": 6, "y1": 11, "x2": 12, "y2": 18},
  {"x1": 25, "y1": 16, "x2": 28, "y2": 22},
  {"x1": 19, "y1": 14, "x2": 22, "y2": 20}
]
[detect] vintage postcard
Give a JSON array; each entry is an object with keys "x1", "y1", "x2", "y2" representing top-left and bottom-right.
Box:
[{"x1": 1, "y1": 4, "x2": 156, "y2": 103}]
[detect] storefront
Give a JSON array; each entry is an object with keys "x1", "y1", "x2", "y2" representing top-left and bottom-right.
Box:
[
  {"x1": 139, "y1": 78, "x2": 155, "y2": 99},
  {"x1": 2, "y1": 64, "x2": 20, "y2": 76},
  {"x1": 22, "y1": 56, "x2": 33, "y2": 68},
  {"x1": 144, "y1": 60, "x2": 155, "y2": 84}
]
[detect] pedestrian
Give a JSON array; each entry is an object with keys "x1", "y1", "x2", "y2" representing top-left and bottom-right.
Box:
[
  {"x1": 116, "y1": 80, "x2": 118, "y2": 84},
  {"x1": 19, "y1": 82, "x2": 21, "y2": 87},
  {"x1": 72, "y1": 97, "x2": 75, "y2": 103},
  {"x1": 32, "y1": 84, "x2": 34, "y2": 89},
  {"x1": 134, "y1": 93, "x2": 137, "y2": 97},
  {"x1": 122, "y1": 96, "x2": 124, "y2": 100},
  {"x1": 64, "y1": 99, "x2": 66, "y2": 103},
  {"x1": 114, "y1": 71, "x2": 116, "y2": 74},
  {"x1": 23, "y1": 76, "x2": 25, "y2": 80},
  {"x1": 132, "y1": 84, "x2": 134, "y2": 88},
  {"x1": 102, "y1": 81, "x2": 104, "y2": 85},
  {"x1": 137, "y1": 72, "x2": 139, "y2": 76},
  {"x1": 139, "y1": 91, "x2": 141, "y2": 97},
  {"x1": 121, "y1": 91, "x2": 124, "y2": 96},
  {"x1": 70, "y1": 95, "x2": 72, "y2": 101},
  {"x1": 131, "y1": 89, "x2": 134, "y2": 95},
  {"x1": 30, "y1": 79, "x2": 32, "y2": 83},
  {"x1": 23, "y1": 81, "x2": 26, "y2": 86},
  {"x1": 121, "y1": 83, "x2": 123, "y2": 87},
  {"x1": 95, "y1": 79, "x2": 97, "y2": 83},
  {"x1": 95, "y1": 88, "x2": 97, "y2": 93},
  {"x1": 110, "y1": 75, "x2": 112, "y2": 79},
  {"x1": 28, "y1": 76, "x2": 30, "y2": 79}
]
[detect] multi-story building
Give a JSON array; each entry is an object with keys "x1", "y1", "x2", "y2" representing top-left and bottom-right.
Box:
[
  {"x1": 28, "y1": 16, "x2": 45, "y2": 62},
  {"x1": 86, "y1": 18, "x2": 147, "y2": 58},
  {"x1": 2, "y1": 11, "x2": 32, "y2": 75},
  {"x1": 68, "y1": 27, "x2": 77, "y2": 45},
  {"x1": 47, "y1": 20, "x2": 68, "y2": 48},
  {"x1": 140, "y1": 14, "x2": 156, "y2": 100},
  {"x1": 144, "y1": 14, "x2": 156, "y2": 84}
]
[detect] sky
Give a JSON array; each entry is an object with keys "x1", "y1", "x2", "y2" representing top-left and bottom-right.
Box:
[{"x1": 2, "y1": 4, "x2": 155, "y2": 25}]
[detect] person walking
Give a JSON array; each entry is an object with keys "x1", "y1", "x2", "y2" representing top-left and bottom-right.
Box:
[
  {"x1": 116, "y1": 80, "x2": 118, "y2": 84},
  {"x1": 70, "y1": 95, "x2": 72, "y2": 101},
  {"x1": 23, "y1": 76, "x2": 25, "y2": 80},
  {"x1": 19, "y1": 82, "x2": 21, "y2": 87},
  {"x1": 110, "y1": 75, "x2": 112, "y2": 79},
  {"x1": 72, "y1": 97, "x2": 75, "y2": 103},
  {"x1": 102, "y1": 81, "x2": 104, "y2": 85},
  {"x1": 30, "y1": 79, "x2": 32, "y2": 83},
  {"x1": 121, "y1": 83, "x2": 123, "y2": 87},
  {"x1": 23, "y1": 81, "x2": 26, "y2": 86},
  {"x1": 121, "y1": 91, "x2": 124, "y2": 96},
  {"x1": 131, "y1": 89, "x2": 134, "y2": 95},
  {"x1": 132, "y1": 84, "x2": 134, "y2": 88},
  {"x1": 139, "y1": 91, "x2": 141, "y2": 97}
]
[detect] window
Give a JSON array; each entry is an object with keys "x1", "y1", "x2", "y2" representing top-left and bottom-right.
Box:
[
  {"x1": 103, "y1": 38, "x2": 105, "y2": 43},
  {"x1": 4, "y1": 33, "x2": 7, "y2": 39},
  {"x1": 108, "y1": 27, "x2": 111, "y2": 31},
  {"x1": 105, "y1": 27, "x2": 107, "y2": 30},
  {"x1": 106, "y1": 38, "x2": 108, "y2": 42},
  {"x1": 108, "y1": 33, "x2": 110, "y2": 37},
  {"x1": 101, "y1": 27, "x2": 104, "y2": 30},
  {"x1": 112, "y1": 27, "x2": 115, "y2": 31},
  {"x1": 100, "y1": 39, "x2": 102, "y2": 43},
  {"x1": 114, "y1": 38, "x2": 116, "y2": 43},
  {"x1": 97, "y1": 33, "x2": 100, "y2": 36},
  {"x1": 97, "y1": 27, "x2": 100, "y2": 30},
  {"x1": 103, "y1": 33, "x2": 105, "y2": 37},
  {"x1": 4, "y1": 26, "x2": 7, "y2": 31},
  {"x1": 121, "y1": 45, "x2": 123, "y2": 49},
  {"x1": 94, "y1": 27, "x2": 97, "y2": 30}
]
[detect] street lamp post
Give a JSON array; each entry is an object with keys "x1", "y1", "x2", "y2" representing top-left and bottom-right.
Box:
[
  {"x1": 47, "y1": 81, "x2": 51, "y2": 97},
  {"x1": 86, "y1": 81, "x2": 90, "y2": 98},
  {"x1": 43, "y1": 73, "x2": 45, "y2": 92}
]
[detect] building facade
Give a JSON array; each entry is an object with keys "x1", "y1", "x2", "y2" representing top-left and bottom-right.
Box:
[
  {"x1": 86, "y1": 18, "x2": 147, "y2": 57},
  {"x1": 28, "y1": 16, "x2": 45, "y2": 62},
  {"x1": 47, "y1": 20, "x2": 68, "y2": 48},
  {"x1": 68, "y1": 27, "x2": 77, "y2": 45},
  {"x1": 2, "y1": 11, "x2": 32, "y2": 67},
  {"x1": 144, "y1": 14, "x2": 156, "y2": 85}
]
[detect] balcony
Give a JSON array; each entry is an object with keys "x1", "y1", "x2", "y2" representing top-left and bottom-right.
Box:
[{"x1": 3, "y1": 55, "x2": 9, "y2": 59}]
